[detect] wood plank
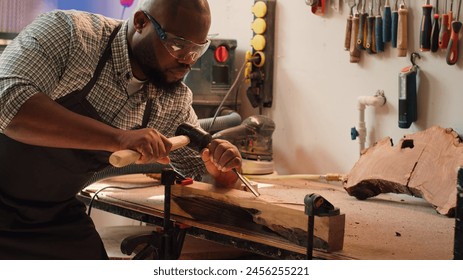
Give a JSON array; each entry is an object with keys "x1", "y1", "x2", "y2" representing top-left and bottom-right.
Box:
[
  {"x1": 171, "y1": 181, "x2": 345, "y2": 252},
  {"x1": 344, "y1": 125, "x2": 462, "y2": 216},
  {"x1": 84, "y1": 175, "x2": 345, "y2": 252}
]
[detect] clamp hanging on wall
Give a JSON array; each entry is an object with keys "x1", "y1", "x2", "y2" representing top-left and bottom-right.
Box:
[{"x1": 398, "y1": 52, "x2": 421, "y2": 129}]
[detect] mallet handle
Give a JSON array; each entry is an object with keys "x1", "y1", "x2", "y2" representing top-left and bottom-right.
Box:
[{"x1": 109, "y1": 135, "x2": 190, "y2": 167}]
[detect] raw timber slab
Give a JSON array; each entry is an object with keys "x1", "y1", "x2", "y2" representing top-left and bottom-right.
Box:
[
  {"x1": 83, "y1": 175, "x2": 345, "y2": 252},
  {"x1": 171, "y1": 181, "x2": 345, "y2": 252},
  {"x1": 344, "y1": 126, "x2": 462, "y2": 216}
]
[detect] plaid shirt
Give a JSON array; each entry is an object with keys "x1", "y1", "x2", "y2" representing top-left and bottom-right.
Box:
[{"x1": 0, "y1": 10, "x2": 206, "y2": 178}]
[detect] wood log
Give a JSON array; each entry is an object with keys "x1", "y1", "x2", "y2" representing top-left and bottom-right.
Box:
[{"x1": 344, "y1": 126, "x2": 462, "y2": 216}]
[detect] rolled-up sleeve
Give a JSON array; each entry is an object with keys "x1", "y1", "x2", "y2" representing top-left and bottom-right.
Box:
[{"x1": 0, "y1": 11, "x2": 72, "y2": 132}]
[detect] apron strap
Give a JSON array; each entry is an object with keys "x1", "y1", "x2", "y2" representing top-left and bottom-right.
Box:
[{"x1": 80, "y1": 24, "x2": 122, "y2": 98}]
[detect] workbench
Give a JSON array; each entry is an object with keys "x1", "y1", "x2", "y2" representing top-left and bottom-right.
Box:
[{"x1": 78, "y1": 173, "x2": 455, "y2": 260}]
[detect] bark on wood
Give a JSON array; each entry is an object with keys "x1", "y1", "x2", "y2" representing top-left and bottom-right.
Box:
[
  {"x1": 344, "y1": 126, "x2": 462, "y2": 216},
  {"x1": 171, "y1": 181, "x2": 346, "y2": 252}
]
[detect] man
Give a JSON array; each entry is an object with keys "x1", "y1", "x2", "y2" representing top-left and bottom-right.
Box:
[{"x1": 0, "y1": 0, "x2": 242, "y2": 259}]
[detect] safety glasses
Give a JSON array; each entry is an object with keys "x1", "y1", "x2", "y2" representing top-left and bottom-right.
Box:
[{"x1": 142, "y1": 10, "x2": 211, "y2": 62}]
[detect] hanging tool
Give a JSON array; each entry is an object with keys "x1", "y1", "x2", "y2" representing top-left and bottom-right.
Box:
[
  {"x1": 392, "y1": 0, "x2": 399, "y2": 47},
  {"x1": 421, "y1": 0, "x2": 434, "y2": 51},
  {"x1": 449, "y1": 0, "x2": 455, "y2": 25},
  {"x1": 439, "y1": 0, "x2": 451, "y2": 49},
  {"x1": 376, "y1": 0, "x2": 385, "y2": 52},
  {"x1": 431, "y1": 0, "x2": 441, "y2": 52},
  {"x1": 366, "y1": 0, "x2": 377, "y2": 53},
  {"x1": 350, "y1": 1, "x2": 362, "y2": 62},
  {"x1": 398, "y1": 52, "x2": 420, "y2": 129},
  {"x1": 397, "y1": 0, "x2": 408, "y2": 56},
  {"x1": 383, "y1": 0, "x2": 392, "y2": 43},
  {"x1": 357, "y1": 0, "x2": 368, "y2": 50},
  {"x1": 447, "y1": 0, "x2": 462, "y2": 65},
  {"x1": 345, "y1": 0, "x2": 357, "y2": 50}
]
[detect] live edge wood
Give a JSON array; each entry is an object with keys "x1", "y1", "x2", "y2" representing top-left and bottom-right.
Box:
[
  {"x1": 171, "y1": 181, "x2": 345, "y2": 252},
  {"x1": 84, "y1": 175, "x2": 345, "y2": 253},
  {"x1": 344, "y1": 126, "x2": 463, "y2": 216}
]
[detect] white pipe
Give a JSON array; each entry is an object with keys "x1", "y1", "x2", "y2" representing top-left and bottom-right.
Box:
[{"x1": 356, "y1": 90, "x2": 386, "y2": 155}]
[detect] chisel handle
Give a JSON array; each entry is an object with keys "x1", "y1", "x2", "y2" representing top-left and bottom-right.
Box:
[
  {"x1": 357, "y1": 12, "x2": 368, "y2": 50},
  {"x1": 383, "y1": 4, "x2": 392, "y2": 42},
  {"x1": 366, "y1": 16, "x2": 376, "y2": 53},
  {"x1": 345, "y1": 15, "x2": 353, "y2": 50},
  {"x1": 376, "y1": 16, "x2": 384, "y2": 52},
  {"x1": 109, "y1": 135, "x2": 190, "y2": 167},
  {"x1": 446, "y1": 21, "x2": 462, "y2": 65},
  {"x1": 420, "y1": 3, "x2": 433, "y2": 51},
  {"x1": 391, "y1": 10, "x2": 399, "y2": 47},
  {"x1": 397, "y1": 4, "x2": 408, "y2": 57},
  {"x1": 439, "y1": 14, "x2": 450, "y2": 49},
  {"x1": 350, "y1": 14, "x2": 361, "y2": 62}
]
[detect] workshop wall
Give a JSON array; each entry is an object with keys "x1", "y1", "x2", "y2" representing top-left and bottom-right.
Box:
[
  {"x1": 207, "y1": 0, "x2": 463, "y2": 176},
  {"x1": 28, "y1": 0, "x2": 463, "y2": 176},
  {"x1": 4, "y1": 0, "x2": 461, "y2": 233}
]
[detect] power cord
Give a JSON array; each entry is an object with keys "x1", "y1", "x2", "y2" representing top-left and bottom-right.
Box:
[
  {"x1": 206, "y1": 59, "x2": 247, "y2": 132},
  {"x1": 86, "y1": 185, "x2": 155, "y2": 216}
]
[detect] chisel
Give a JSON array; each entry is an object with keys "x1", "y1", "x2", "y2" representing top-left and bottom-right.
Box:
[
  {"x1": 376, "y1": 0, "x2": 385, "y2": 52},
  {"x1": 420, "y1": 0, "x2": 433, "y2": 51},
  {"x1": 439, "y1": 0, "x2": 450, "y2": 49},
  {"x1": 446, "y1": 0, "x2": 462, "y2": 65},
  {"x1": 392, "y1": 0, "x2": 399, "y2": 47},
  {"x1": 345, "y1": 0, "x2": 356, "y2": 51},
  {"x1": 357, "y1": 0, "x2": 368, "y2": 50},
  {"x1": 431, "y1": 0, "x2": 441, "y2": 52},
  {"x1": 366, "y1": 0, "x2": 377, "y2": 53},
  {"x1": 397, "y1": 0, "x2": 408, "y2": 56},
  {"x1": 383, "y1": 0, "x2": 392, "y2": 43},
  {"x1": 350, "y1": 3, "x2": 362, "y2": 62}
]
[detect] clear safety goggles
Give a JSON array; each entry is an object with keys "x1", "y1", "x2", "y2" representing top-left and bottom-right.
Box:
[{"x1": 143, "y1": 11, "x2": 211, "y2": 62}]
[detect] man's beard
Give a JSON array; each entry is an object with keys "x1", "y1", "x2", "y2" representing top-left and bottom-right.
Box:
[
  {"x1": 131, "y1": 42, "x2": 182, "y2": 92},
  {"x1": 138, "y1": 62, "x2": 182, "y2": 92}
]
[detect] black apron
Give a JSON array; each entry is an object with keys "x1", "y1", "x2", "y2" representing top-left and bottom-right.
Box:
[{"x1": 0, "y1": 24, "x2": 148, "y2": 259}]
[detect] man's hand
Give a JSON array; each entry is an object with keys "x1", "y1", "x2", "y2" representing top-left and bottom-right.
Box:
[
  {"x1": 201, "y1": 139, "x2": 242, "y2": 188},
  {"x1": 116, "y1": 128, "x2": 172, "y2": 164}
]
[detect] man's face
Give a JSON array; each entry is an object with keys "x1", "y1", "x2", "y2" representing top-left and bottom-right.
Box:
[
  {"x1": 129, "y1": 6, "x2": 210, "y2": 91},
  {"x1": 130, "y1": 33, "x2": 184, "y2": 92}
]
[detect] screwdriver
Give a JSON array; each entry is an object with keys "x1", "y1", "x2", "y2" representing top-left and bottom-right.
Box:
[
  {"x1": 446, "y1": 0, "x2": 462, "y2": 65},
  {"x1": 383, "y1": 0, "x2": 392, "y2": 43},
  {"x1": 431, "y1": 0, "x2": 441, "y2": 52},
  {"x1": 397, "y1": 0, "x2": 408, "y2": 57},
  {"x1": 392, "y1": 0, "x2": 399, "y2": 47},
  {"x1": 439, "y1": 0, "x2": 450, "y2": 49},
  {"x1": 420, "y1": 0, "x2": 433, "y2": 51},
  {"x1": 376, "y1": 0, "x2": 385, "y2": 52}
]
